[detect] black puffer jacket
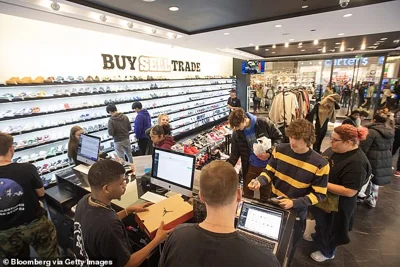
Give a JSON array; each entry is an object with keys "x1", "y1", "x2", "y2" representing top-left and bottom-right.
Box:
[
  {"x1": 228, "y1": 116, "x2": 283, "y2": 177},
  {"x1": 360, "y1": 123, "x2": 394, "y2": 185}
]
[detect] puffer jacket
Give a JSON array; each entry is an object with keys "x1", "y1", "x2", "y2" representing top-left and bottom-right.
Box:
[
  {"x1": 360, "y1": 123, "x2": 395, "y2": 185},
  {"x1": 228, "y1": 115, "x2": 283, "y2": 177}
]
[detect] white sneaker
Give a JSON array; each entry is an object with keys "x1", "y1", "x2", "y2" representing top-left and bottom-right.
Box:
[
  {"x1": 365, "y1": 195, "x2": 376, "y2": 208},
  {"x1": 310, "y1": 251, "x2": 335, "y2": 262}
]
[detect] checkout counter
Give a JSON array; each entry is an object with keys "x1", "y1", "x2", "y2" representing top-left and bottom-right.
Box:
[{"x1": 45, "y1": 165, "x2": 296, "y2": 266}]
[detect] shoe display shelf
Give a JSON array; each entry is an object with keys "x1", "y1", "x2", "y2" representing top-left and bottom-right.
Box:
[{"x1": 1, "y1": 78, "x2": 236, "y2": 186}]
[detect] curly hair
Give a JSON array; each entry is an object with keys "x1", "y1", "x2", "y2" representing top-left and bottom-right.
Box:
[
  {"x1": 285, "y1": 119, "x2": 316, "y2": 146},
  {"x1": 334, "y1": 124, "x2": 368, "y2": 145},
  {"x1": 228, "y1": 108, "x2": 247, "y2": 128}
]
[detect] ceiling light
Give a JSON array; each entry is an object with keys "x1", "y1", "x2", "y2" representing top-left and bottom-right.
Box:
[
  {"x1": 309, "y1": 62, "x2": 312, "y2": 65},
  {"x1": 335, "y1": 42, "x2": 341, "y2": 45},
  {"x1": 285, "y1": 42, "x2": 289, "y2": 48},
  {"x1": 127, "y1": 22, "x2": 133, "y2": 28},
  {"x1": 50, "y1": 1, "x2": 60, "y2": 11},
  {"x1": 151, "y1": 28, "x2": 157, "y2": 34},
  {"x1": 265, "y1": 48, "x2": 269, "y2": 51},
  {"x1": 302, "y1": 5, "x2": 308, "y2": 9},
  {"x1": 169, "y1": 6, "x2": 179, "y2": 11},
  {"x1": 289, "y1": 39, "x2": 295, "y2": 42},
  {"x1": 255, "y1": 46, "x2": 259, "y2": 50},
  {"x1": 374, "y1": 43, "x2": 379, "y2": 45},
  {"x1": 249, "y1": 43, "x2": 254, "y2": 46},
  {"x1": 275, "y1": 24, "x2": 283, "y2": 28},
  {"x1": 271, "y1": 52, "x2": 276, "y2": 54},
  {"x1": 318, "y1": 48, "x2": 322, "y2": 51},
  {"x1": 340, "y1": 44, "x2": 345, "y2": 52},
  {"x1": 343, "y1": 14, "x2": 353, "y2": 17},
  {"x1": 347, "y1": 48, "x2": 354, "y2": 51},
  {"x1": 99, "y1": 14, "x2": 107, "y2": 22},
  {"x1": 143, "y1": 0, "x2": 156, "y2": 2},
  {"x1": 272, "y1": 44, "x2": 276, "y2": 48},
  {"x1": 298, "y1": 42, "x2": 303, "y2": 46},
  {"x1": 394, "y1": 40, "x2": 400, "y2": 43},
  {"x1": 338, "y1": 33, "x2": 345, "y2": 36},
  {"x1": 314, "y1": 39, "x2": 319, "y2": 45},
  {"x1": 381, "y1": 38, "x2": 388, "y2": 40},
  {"x1": 301, "y1": 49, "x2": 306, "y2": 52},
  {"x1": 223, "y1": 32, "x2": 230, "y2": 35},
  {"x1": 361, "y1": 43, "x2": 366, "y2": 50},
  {"x1": 322, "y1": 47, "x2": 326, "y2": 53}
]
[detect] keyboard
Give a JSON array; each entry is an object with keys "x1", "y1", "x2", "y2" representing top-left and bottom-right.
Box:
[{"x1": 239, "y1": 231, "x2": 276, "y2": 251}]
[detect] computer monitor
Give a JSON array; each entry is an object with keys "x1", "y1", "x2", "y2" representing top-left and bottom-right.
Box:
[
  {"x1": 76, "y1": 134, "x2": 101, "y2": 166},
  {"x1": 151, "y1": 147, "x2": 196, "y2": 197}
]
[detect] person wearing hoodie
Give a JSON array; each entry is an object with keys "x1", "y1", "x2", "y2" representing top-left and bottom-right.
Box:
[
  {"x1": 360, "y1": 110, "x2": 395, "y2": 208},
  {"x1": 150, "y1": 124, "x2": 175, "y2": 150},
  {"x1": 227, "y1": 108, "x2": 283, "y2": 199},
  {"x1": 132, "y1": 102, "x2": 152, "y2": 155},
  {"x1": 342, "y1": 110, "x2": 361, "y2": 127},
  {"x1": 107, "y1": 104, "x2": 133, "y2": 163},
  {"x1": 307, "y1": 94, "x2": 340, "y2": 153}
]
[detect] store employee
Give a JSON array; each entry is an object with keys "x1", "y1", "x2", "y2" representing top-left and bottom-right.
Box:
[
  {"x1": 73, "y1": 160, "x2": 169, "y2": 267},
  {"x1": 227, "y1": 89, "x2": 242, "y2": 111}
]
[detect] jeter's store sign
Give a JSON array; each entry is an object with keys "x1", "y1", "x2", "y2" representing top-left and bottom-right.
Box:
[{"x1": 101, "y1": 54, "x2": 201, "y2": 72}]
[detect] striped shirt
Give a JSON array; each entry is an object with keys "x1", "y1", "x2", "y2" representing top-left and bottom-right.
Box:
[{"x1": 257, "y1": 143, "x2": 329, "y2": 209}]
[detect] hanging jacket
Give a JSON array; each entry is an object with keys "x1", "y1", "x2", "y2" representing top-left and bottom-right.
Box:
[
  {"x1": 360, "y1": 123, "x2": 395, "y2": 185},
  {"x1": 134, "y1": 109, "x2": 151, "y2": 139},
  {"x1": 155, "y1": 136, "x2": 175, "y2": 150}
]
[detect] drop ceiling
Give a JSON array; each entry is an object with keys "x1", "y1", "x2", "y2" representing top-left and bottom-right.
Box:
[{"x1": 67, "y1": 0, "x2": 393, "y2": 34}]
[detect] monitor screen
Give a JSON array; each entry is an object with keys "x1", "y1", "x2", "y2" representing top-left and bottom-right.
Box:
[
  {"x1": 237, "y1": 202, "x2": 283, "y2": 241},
  {"x1": 151, "y1": 147, "x2": 195, "y2": 196},
  {"x1": 76, "y1": 134, "x2": 101, "y2": 165},
  {"x1": 242, "y1": 61, "x2": 265, "y2": 75}
]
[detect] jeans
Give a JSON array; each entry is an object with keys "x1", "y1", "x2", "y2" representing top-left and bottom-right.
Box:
[{"x1": 115, "y1": 139, "x2": 133, "y2": 163}]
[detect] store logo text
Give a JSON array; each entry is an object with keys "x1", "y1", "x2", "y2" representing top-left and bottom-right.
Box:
[{"x1": 324, "y1": 58, "x2": 369, "y2": 67}]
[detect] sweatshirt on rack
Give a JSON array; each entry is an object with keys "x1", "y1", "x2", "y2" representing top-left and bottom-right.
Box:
[{"x1": 269, "y1": 92, "x2": 298, "y2": 126}]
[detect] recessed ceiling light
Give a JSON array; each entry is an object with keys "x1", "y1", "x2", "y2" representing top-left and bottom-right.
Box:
[
  {"x1": 169, "y1": 6, "x2": 179, "y2": 11},
  {"x1": 338, "y1": 33, "x2": 345, "y2": 36},
  {"x1": 271, "y1": 52, "x2": 276, "y2": 54},
  {"x1": 314, "y1": 39, "x2": 319, "y2": 45},
  {"x1": 255, "y1": 46, "x2": 259, "y2": 50},
  {"x1": 223, "y1": 32, "x2": 230, "y2": 35},
  {"x1": 289, "y1": 39, "x2": 295, "y2": 41},
  {"x1": 143, "y1": 0, "x2": 156, "y2": 2},
  {"x1": 272, "y1": 44, "x2": 276, "y2": 48},
  {"x1": 374, "y1": 43, "x2": 379, "y2": 45},
  {"x1": 301, "y1": 49, "x2": 306, "y2": 52},
  {"x1": 343, "y1": 14, "x2": 353, "y2": 18},
  {"x1": 50, "y1": 1, "x2": 60, "y2": 11},
  {"x1": 302, "y1": 5, "x2": 308, "y2": 9},
  {"x1": 265, "y1": 48, "x2": 269, "y2": 51},
  {"x1": 394, "y1": 39, "x2": 400, "y2": 43},
  {"x1": 335, "y1": 42, "x2": 341, "y2": 45},
  {"x1": 285, "y1": 42, "x2": 289, "y2": 48},
  {"x1": 298, "y1": 42, "x2": 303, "y2": 46},
  {"x1": 99, "y1": 14, "x2": 107, "y2": 22},
  {"x1": 381, "y1": 38, "x2": 387, "y2": 40},
  {"x1": 249, "y1": 43, "x2": 254, "y2": 46},
  {"x1": 275, "y1": 24, "x2": 283, "y2": 28}
]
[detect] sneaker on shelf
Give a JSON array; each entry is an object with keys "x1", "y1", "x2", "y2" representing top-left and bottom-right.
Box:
[
  {"x1": 310, "y1": 251, "x2": 335, "y2": 262},
  {"x1": 190, "y1": 146, "x2": 199, "y2": 154},
  {"x1": 184, "y1": 145, "x2": 195, "y2": 155}
]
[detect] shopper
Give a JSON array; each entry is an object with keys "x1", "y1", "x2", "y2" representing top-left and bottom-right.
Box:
[
  {"x1": 322, "y1": 85, "x2": 333, "y2": 99},
  {"x1": 67, "y1": 125, "x2": 84, "y2": 165},
  {"x1": 249, "y1": 118, "x2": 329, "y2": 266},
  {"x1": 227, "y1": 108, "x2": 283, "y2": 199},
  {"x1": 342, "y1": 110, "x2": 361, "y2": 127},
  {"x1": 394, "y1": 81, "x2": 400, "y2": 108},
  {"x1": 341, "y1": 83, "x2": 351, "y2": 108},
  {"x1": 150, "y1": 124, "x2": 175, "y2": 150},
  {"x1": 253, "y1": 85, "x2": 264, "y2": 113},
  {"x1": 227, "y1": 89, "x2": 242, "y2": 111},
  {"x1": 309, "y1": 124, "x2": 371, "y2": 262},
  {"x1": 107, "y1": 104, "x2": 133, "y2": 163},
  {"x1": 392, "y1": 109, "x2": 400, "y2": 177},
  {"x1": 360, "y1": 110, "x2": 394, "y2": 208},
  {"x1": 363, "y1": 83, "x2": 375, "y2": 110},
  {"x1": 73, "y1": 159, "x2": 169, "y2": 266},
  {"x1": 0, "y1": 133, "x2": 59, "y2": 259},
  {"x1": 132, "y1": 101, "x2": 152, "y2": 155},
  {"x1": 307, "y1": 94, "x2": 340, "y2": 153},
  {"x1": 159, "y1": 160, "x2": 280, "y2": 267}
]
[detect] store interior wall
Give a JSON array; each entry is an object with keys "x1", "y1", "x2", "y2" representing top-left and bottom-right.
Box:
[
  {"x1": 233, "y1": 58, "x2": 250, "y2": 111},
  {"x1": 0, "y1": 13, "x2": 233, "y2": 82}
]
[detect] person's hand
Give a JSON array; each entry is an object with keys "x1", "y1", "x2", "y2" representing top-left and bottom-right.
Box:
[
  {"x1": 130, "y1": 163, "x2": 135, "y2": 173},
  {"x1": 278, "y1": 199, "x2": 293, "y2": 209},
  {"x1": 256, "y1": 152, "x2": 270, "y2": 161},
  {"x1": 248, "y1": 179, "x2": 261, "y2": 191},
  {"x1": 154, "y1": 221, "x2": 172, "y2": 244},
  {"x1": 127, "y1": 202, "x2": 153, "y2": 213},
  {"x1": 228, "y1": 105, "x2": 233, "y2": 109}
]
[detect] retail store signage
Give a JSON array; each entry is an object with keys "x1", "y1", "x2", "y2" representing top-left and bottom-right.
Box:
[
  {"x1": 101, "y1": 54, "x2": 200, "y2": 72},
  {"x1": 324, "y1": 58, "x2": 369, "y2": 67}
]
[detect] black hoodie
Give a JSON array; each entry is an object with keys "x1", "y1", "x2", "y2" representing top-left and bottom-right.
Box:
[
  {"x1": 360, "y1": 123, "x2": 395, "y2": 185},
  {"x1": 108, "y1": 113, "x2": 132, "y2": 142}
]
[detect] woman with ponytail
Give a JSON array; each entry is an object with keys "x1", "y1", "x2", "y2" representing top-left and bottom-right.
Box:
[
  {"x1": 308, "y1": 124, "x2": 372, "y2": 262},
  {"x1": 360, "y1": 110, "x2": 394, "y2": 208}
]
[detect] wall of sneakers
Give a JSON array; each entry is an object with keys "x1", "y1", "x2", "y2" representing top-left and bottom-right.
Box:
[{"x1": 0, "y1": 76, "x2": 236, "y2": 186}]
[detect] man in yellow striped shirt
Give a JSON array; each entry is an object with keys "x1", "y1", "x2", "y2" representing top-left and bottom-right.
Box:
[{"x1": 249, "y1": 119, "x2": 329, "y2": 265}]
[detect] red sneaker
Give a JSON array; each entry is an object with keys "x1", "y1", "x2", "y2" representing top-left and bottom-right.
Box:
[
  {"x1": 184, "y1": 145, "x2": 195, "y2": 155},
  {"x1": 190, "y1": 146, "x2": 199, "y2": 154}
]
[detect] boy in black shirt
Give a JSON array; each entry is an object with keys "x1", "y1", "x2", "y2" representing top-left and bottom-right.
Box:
[
  {"x1": 0, "y1": 133, "x2": 58, "y2": 259},
  {"x1": 227, "y1": 89, "x2": 242, "y2": 111},
  {"x1": 159, "y1": 161, "x2": 280, "y2": 267},
  {"x1": 73, "y1": 160, "x2": 169, "y2": 267}
]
